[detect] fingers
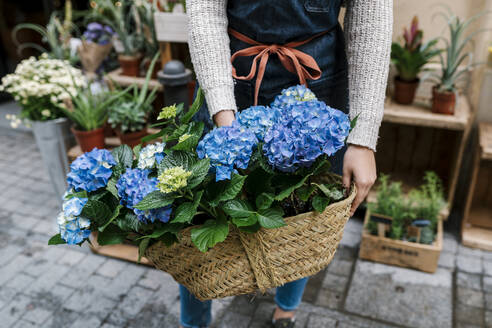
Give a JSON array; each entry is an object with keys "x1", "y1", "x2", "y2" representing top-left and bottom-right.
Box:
[
  {"x1": 350, "y1": 177, "x2": 376, "y2": 216},
  {"x1": 342, "y1": 163, "x2": 352, "y2": 196}
]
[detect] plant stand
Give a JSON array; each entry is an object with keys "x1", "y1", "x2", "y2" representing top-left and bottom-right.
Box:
[
  {"x1": 31, "y1": 118, "x2": 75, "y2": 203},
  {"x1": 461, "y1": 123, "x2": 492, "y2": 250},
  {"x1": 359, "y1": 209, "x2": 443, "y2": 273},
  {"x1": 368, "y1": 96, "x2": 473, "y2": 220}
]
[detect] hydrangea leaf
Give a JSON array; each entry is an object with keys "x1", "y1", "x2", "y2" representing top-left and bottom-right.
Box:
[
  {"x1": 171, "y1": 191, "x2": 204, "y2": 224},
  {"x1": 190, "y1": 219, "x2": 229, "y2": 253},
  {"x1": 111, "y1": 145, "x2": 133, "y2": 168},
  {"x1": 158, "y1": 150, "x2": 197, "y2": 173},
  {"x1": 187, "y1": 158, "x2": 211, "y2": 189},
  {"x1": 133, "y1": 144, "x2": 142, "y2": 161},
  {"x1": 81, "y1": 200, "x2": 112, "y2": 225},
  {"x1": 275, "y1": 175, "x2": 306, "y2": 201},
  {"x1": 138, "y1": 237, "x2": 150, "y2": 262},
  {"x1": 135, "y1": 190, "x2": 174, "y2": 211},
  {"x1": 296, "y1": 185, "x2": 317, "y2": 202},
  {"x1": 316, "y1": 183, "x2": 344, "y2": 201},
  {"x1": 256, "y1": 193, "x2": 275, "y2": 210},
  {"x1": 238, "y1": 223, "x2": 262, "y2": 233},
  {"x1": 48, "y1": 234, "x2": 66, "y2": 245},
  {"x1": 209, "y1": 174, "x2": 247, "y2": 207},
  {"x1": 139, "y1": 223, "x2": 184, "y2": 240},
  {"x1": 98, "y1": 204, "x2": 123, "y2": 232},
  {"x1": 97, "y1": 225, "x2": 127, "y2": 246},
  {"x1": 181, "y1": 88, "x2": 204, "y2": 124},
  {"x1": 245, "y1": 168, "x2": 274, "y2": 197},
  {"x1": 115, "y1": 212, "x2": 144, "y2": 232},
  {"x1": 232, "y1": 214, "x2": 258, "y2": 227},
  {"x1": 172, "y1": 134, "x2": 200, "y2": 151},
  {"x1": 312, "y1": 195, "x2": 330, "y2": 213},
  {"x1": 222, "y1": 199, "x2": 254, "y2": 218},
  {"x1": 257, "y1": 208, "x2": 286, "y2": 229}
]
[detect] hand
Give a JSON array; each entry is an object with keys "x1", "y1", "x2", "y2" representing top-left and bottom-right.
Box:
[
  {"x1": 342, "y1": 145, "x2": 377, "y2": 216},
  {"x1": 213, "y1": 110, "x2": 235, "y2": 127}
]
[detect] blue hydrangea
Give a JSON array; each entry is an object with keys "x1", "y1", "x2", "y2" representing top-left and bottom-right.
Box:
[
  {"x1": 57, "y1": 195, "x2": 91, "y2": 245},
  {"x1": 67, "y1": 148, "x2": 116, "y2": 192},
  {"x1": 116, "y1": 168, "x2": 172, "y2": 223},
  {"x1": 271, "y1": 85, "x2": 317, "y2": 109},
  {"x1": 264, "y1": 99, "x2": 350, "y2": 172},
  {"x1": 236, "y1": 106, "x2": 280, "y2": 141},
  {"x1": 137, "y1": 142, "x2": 166, "y2": 169},
  {"x1": 197, "y1": 121, "x2": 258, "y2": 181}
]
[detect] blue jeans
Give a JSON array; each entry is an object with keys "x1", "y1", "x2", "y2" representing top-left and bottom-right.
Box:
[{"x1": 180, "y1": 278, "x2": 309, "y2": 328}]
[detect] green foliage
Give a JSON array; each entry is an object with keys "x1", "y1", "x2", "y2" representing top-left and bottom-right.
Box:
[
  {"x1": 191, "y1": 220, "x2": 229, "y2": 253},
  {"x1": 48, "y1": 234, "x2": 67, "y2": 245},
  {"x1": 107, "y1": 53, "x2": 159, "y2": 133},
  {"x1": 431, "y1": 8, "x2": 488, "y2": 92},
  {"x1": 134, "y1": 0, "x2": 159, "y2": 58}
]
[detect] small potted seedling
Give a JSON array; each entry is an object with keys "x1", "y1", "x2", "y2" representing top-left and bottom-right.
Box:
[{"x1": 391, "y1": 16, "x2": 440, "y2": 104}]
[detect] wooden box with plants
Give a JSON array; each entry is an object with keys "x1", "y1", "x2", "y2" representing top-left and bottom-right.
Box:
[
  {"x1": 360, "y1": 173, "x2": 445, "y2": 273},
  {"x1": 462, "y1": 123, "x2": 492, "y2": 250}
]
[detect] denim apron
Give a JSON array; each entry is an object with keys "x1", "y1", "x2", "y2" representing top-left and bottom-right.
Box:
[
  {"x1": 182, "y1": 3, "x2": 350, "y2": 326},
  {"x1": 194, "y1": 0, "x2": 349, "y2": 174}
]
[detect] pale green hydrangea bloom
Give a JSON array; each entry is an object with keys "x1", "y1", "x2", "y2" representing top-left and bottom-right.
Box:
[
  {"x1": 158, "y1": 104, "x2": 178, "y2": 120},
  {"x1": 178, "y1": 134, "x2": 191, "y2": 143},
  {"x1": 157, "y1": 166, "x2": 192, "y2": 193}
]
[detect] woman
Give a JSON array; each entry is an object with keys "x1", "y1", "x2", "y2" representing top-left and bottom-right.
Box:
[{"x1": 181, "y1": 0, "x2": 392, "y2": 327}]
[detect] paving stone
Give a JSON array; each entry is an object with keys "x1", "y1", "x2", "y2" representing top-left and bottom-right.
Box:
[
  {"x1": 251, "y1": 301, "x2": 276, "y2": 323},
  {"x1": 12, "y1": 319, "x2": 39, "y2": 327},
  {"x1": 345, "y1": 260, "x2": 452, "y2": 328},
  {"x1": 455, "y1": 304, "x2": 484, "y2": 326},
  {"x1": 484, "y1": 260, "x2": 492, "y2": 277},
  {"x1": 340, "y1": 231, "x2": 360, "y2": 248},
  {"x1": 7, "y1": 273, "x2": 36, "y2": 292},
  {"x1": 457, "y1": 287, "x2": 484, "y2": 308},
  {"x1": 443, "y1": 232, "x2": 458, "y2": 254},
  {"x1": 486, "y1": 293, "x2": 492, "y2": 311},
  {"x1": 228, "y1": 294, "x2": 258, "y2": 316},
  {"x1": 56, "y1": 249, "x2": 86, "y2": 266},
  {"x1": 321, "y1": 272, "x2": 349, "y2": 292},
  {"x1": 314, "y1": 288, "x2": 343, "y2": 309},
  {"x1": 48, "y1": 308, "x2": 80, "y2": 328},
  {"x1": 95, "y1": 258, "x2": 128, "y2": 278},
  {"x1": 326, "y1": 258, "x2": 353, "y2": 276},
  {"x1": 218, "y1": 311, "x2": 251, "y2": 328},
  {"x1": 0, "y1": 254, "x2": 33, "y2": 285},
  {"x1": 457, "y1": 272, "x2": 482, "y2": 290},
  {"x1": 457, "y1": 255, "x2": 483, "y2": 274},
  {"x1": 485, "y1": 276, "x2": 492, "y2": 293},
  {"x1": 100, "y1": 324, "x2": 120, "y2": 328},
  {"x1": 306, "y1": 313, "x2": 337, "y2": 328},
  {"x1": 0, "y1": 293, "x2": 31, "y2": 328},
  {"x1": 458, "y1": 244, "x2": 484, "y2": 258},
  {"x1": 71, "y1": 315, "x2": 102, "y2": 328},
  {"x1": 438, "y1": 251, "x2": 456, "y2": 269},
  {"x1": 137, "y1": 268, "x2": 172, "y2": 290},
  {"x1": 28, "y1": 265, "x2": 71, "y2": 295},
  {"x1": 100, "y1": 264, "x2": 146, "y2": 300},
  {"x1": 22, "y1": 306, "x2": 53, "y2": 324},
  {"x1": 486, "y1": 311, "x2": 492, "y2": 328}
]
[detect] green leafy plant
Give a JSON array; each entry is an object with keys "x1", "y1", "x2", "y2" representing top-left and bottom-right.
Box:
[
  {"x1": 135, "y1": 0, "x2": 159, "y2": 59},
  {"x1": 12, "y1": 0, "x2": 79, "y2": 64},
  {"x1": 87, "y1": 0, "x2": 143, "y2": 56},
  {"x1": 108, "y1": 53, "x2": 159, "y2": 133},
  {"x1": 391, "y1": 16, "x2": 441, "y2": 82},
  {"x1": 431, "y1": 8, "x2": 488, "y2": 93}
]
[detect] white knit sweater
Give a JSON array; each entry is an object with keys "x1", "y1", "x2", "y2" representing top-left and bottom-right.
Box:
[{"x1": 187, "y1": 0, "x2": 393, "y2": 151}]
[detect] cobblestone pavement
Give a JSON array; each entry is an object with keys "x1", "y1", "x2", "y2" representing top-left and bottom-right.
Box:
[{"x1": 2, "y1": 128, "x2": 492, "y2": 328}]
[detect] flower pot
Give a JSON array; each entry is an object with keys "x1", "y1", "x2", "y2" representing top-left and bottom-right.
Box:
[
  {"x1": 394, "y1": 77, "x2": 419, "y2": 105},
  {"x1": 143, "y1": 58, "x2": 162, "y2": 79},
  {"x1": 432, "y1": 87, "x2": 456, "y2": 115},
  {"x1": 103, "y1": 122, "x2": 116, "y2": 138},
  {"x1": 116, "y1": 128, "x2": 148, "y2": 148},
  {"x1": 31, "y1": 118, "x2": 76, "y2": 203},
  {"x1": 71, "y1": 126, "x2": 105, "y2": 153},
  {"x1": 118, "y1": 54, "x2": 142, "y2": 77}
]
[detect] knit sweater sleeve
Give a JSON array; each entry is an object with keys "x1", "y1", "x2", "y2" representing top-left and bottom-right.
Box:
[
  {"x1": 344, "y1": 0, "x2": 393, "y2": 151},
  {"x1": 187, "y1": 0, "x2": 237, "y2": 117}
]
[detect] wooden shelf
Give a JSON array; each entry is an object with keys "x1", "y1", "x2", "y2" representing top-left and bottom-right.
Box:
[
  {"x1": 461, "y1": 124, "x2": 492, "y2": 251},
  {"x1": 383, "y1": 97, "x2": 471, "y2": 131},
  {"x1": 479, "y1": 122, "x2": 492, "y2": 160},
  {"x1": 104, "y1": 68, "x2": 163, "y2": 91}
]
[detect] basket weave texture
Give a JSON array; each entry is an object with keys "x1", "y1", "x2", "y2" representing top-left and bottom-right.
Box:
[{"x1": 146, "y1": 174, "x2": 356, "y2": 301}]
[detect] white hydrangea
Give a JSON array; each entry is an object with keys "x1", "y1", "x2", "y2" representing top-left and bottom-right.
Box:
[
  {"x1": 0, "y1": 53, "x2": 86, "y2": 117},
  {"x1": 137, "y1": 142, "x2": 166, "y2": 169}
]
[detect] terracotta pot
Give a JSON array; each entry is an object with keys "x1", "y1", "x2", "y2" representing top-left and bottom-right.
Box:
[
  {"x1": 116, "y1": 128, "x2": 148, "y2": 148},
  {"x1": 143, "y1": 58, "x2": 162, "y2": 79},
  {"x1": 118, "y1": 54, "x2": 142, "y2": 77},
  {"x1": 103, "y1": 122, "x2": 116, "y2": 138},
  {"x1": 431, "y1": 87, "x2": 456, "y2": 115},
  {"x1": 71, "y1": 126, "x2": 106, "y2": 153},
  {"x1": 394, "y1": 77, "x2": 419, "y2": 105}
]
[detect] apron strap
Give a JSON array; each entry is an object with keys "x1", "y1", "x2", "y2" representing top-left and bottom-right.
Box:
[{"x1": 229, "y1": 28, "x2": 327, "y2": 106}]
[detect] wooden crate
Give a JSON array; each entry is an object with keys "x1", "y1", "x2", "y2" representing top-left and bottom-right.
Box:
[
  {"x1": 89, "y1": 232, "x2": 152, "y2": 266},
  {"x1": 368, "y1": 97, "x2": 474, "y2": 220},
  {"x1": 462, "y1": 123, "x2": 492, "y2": 250},
  {"x1": 359, "y1": 209, "x2": 443, "y2": 273}
]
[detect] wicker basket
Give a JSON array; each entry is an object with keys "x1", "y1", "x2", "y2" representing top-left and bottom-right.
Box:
[{"x1": 146, "y1": 174, "x2": 356, "y2": 301}]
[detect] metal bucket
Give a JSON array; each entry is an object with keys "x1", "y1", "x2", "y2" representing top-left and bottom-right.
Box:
[{"x1": 31, "y1": 118, "x2": 75, "y2": 203}]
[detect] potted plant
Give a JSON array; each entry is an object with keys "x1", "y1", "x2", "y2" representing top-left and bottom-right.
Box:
[
  {"x1": 88, "y1": 0, "x2": 143, "y2": 76},
  {"x1": 361, "y1": 172, "x2": 446, "y2": 272},
  {"x1": 62, "y1": 82, "x2": 131, "y2": 152},
  {"x1": 108, "y1": 54, "x2": 160, "y2": 147},
  {"x1": 12, "y1": 0, "x2": 79, "y2": 65},
  {"x1": 431, "y1": 10, "x2": 486, "y2": 115},
  {"x1": 49, "y1": 85, "x2": 358, "y2": 300},
  {"x1": 78, "y1": 22, "x2": 115, "y2": 74},
  {"x1": 391, "y1": 16, "x2": 440, "y2": 104},
  {"x1": 0, "y1": 54, "x2": 86, "y2": 201}
]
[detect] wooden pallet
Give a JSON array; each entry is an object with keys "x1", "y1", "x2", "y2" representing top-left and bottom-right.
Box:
[
  {"x1": 462, "y1": 123, "x2": 492, "y2": 250},
  {"x1": 367, "y1": 97, "x2": 473, "y2": 221},
  {"x1": 359, "y1": 209, "x2": 443, "y2": 273}
]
